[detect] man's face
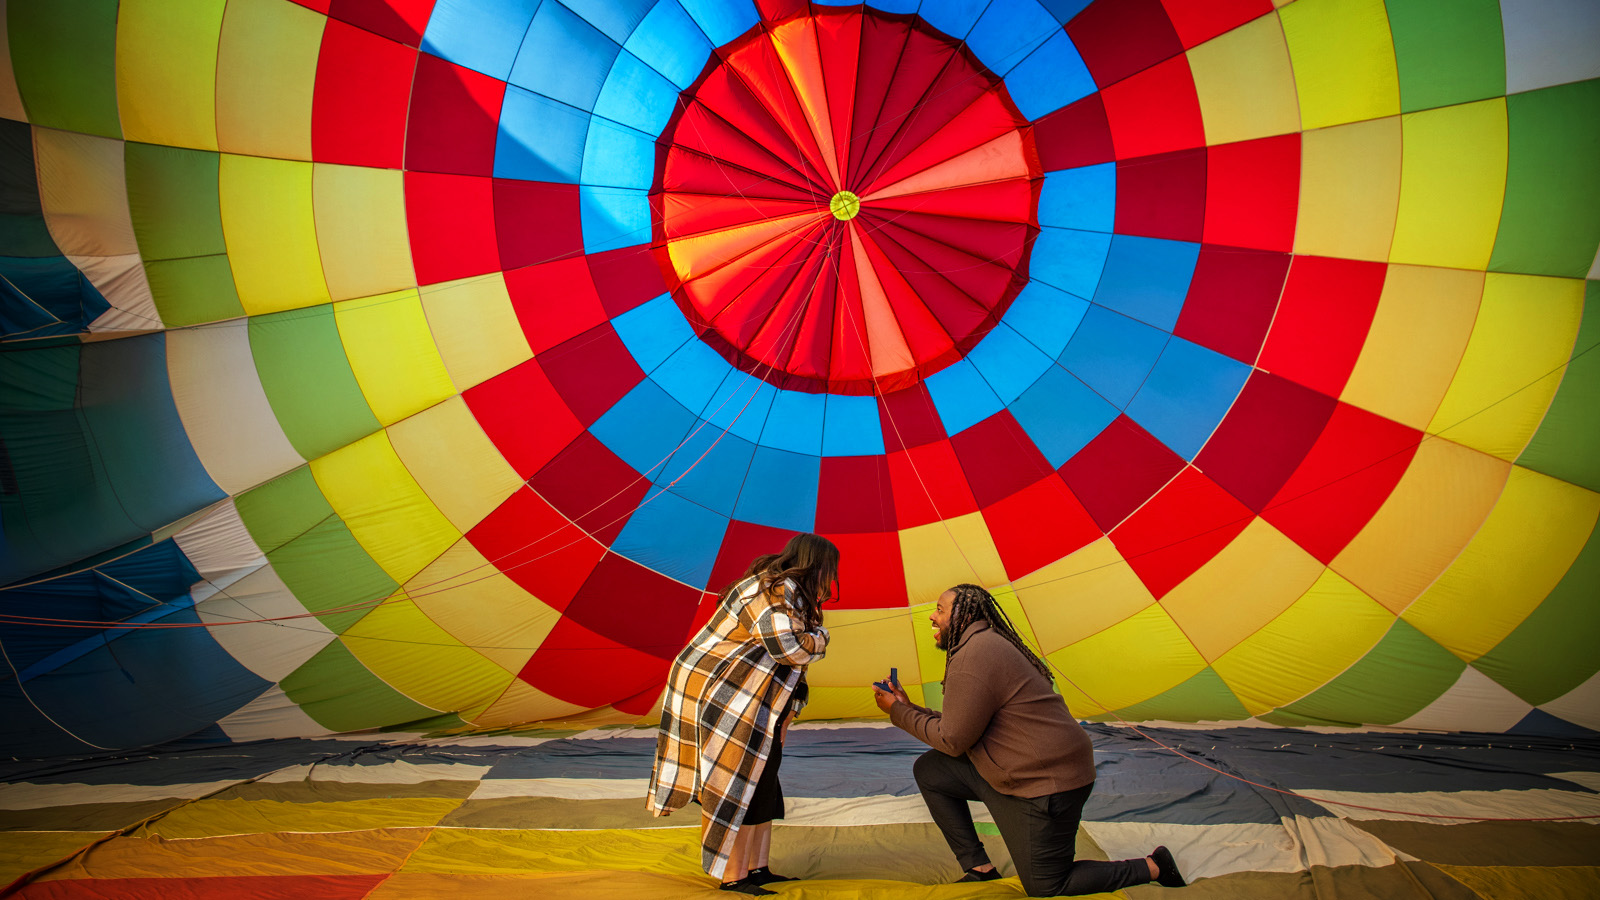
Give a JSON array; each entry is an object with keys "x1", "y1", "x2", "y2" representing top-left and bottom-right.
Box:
[{"x1": 930, "y1": 590, "x2": 955, "y2": 650}]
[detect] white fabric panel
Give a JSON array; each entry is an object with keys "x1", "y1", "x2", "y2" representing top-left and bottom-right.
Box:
[
  {"x1": 1084, "y1": 817, "x2": 1409, "y2": 881},
  {"x1": 172, "y1": 499, "x2": 265, "y2": 582},
  {"x1": 73, "y1": 252, "x2": 158, "y2": 334},
  {"x1": 0, "y1": 0, "x2": 26, "y2": 122},
  {"x1": 1502, "y1": 0, "x2": 1600, "y2": 93},
  {"x1": 1298, "y1": 787, "x2": 1600, "y2": 822},
  {"x1": 1550, "y1": 771, "x2": 1600, "y2": 791},
  {"x1": 0, "y1": 781, "x2": 238, "y2": 810},
  {"x1": 1393, "y1": 666, "x2": 1532, "y2": 733},
  {"x1": 197, "y1": 564, "x2": 334, "y2": 682},
  {"x1": 1539, "y1": 667, "x2": 1600, "y2": 729},
  {"x1": 782, "y1": 795, "x2": 994, "y2": 827},
  {"x1": 166, "y1": 321, "x2": 304, "y2": 495},
  {"x1": 261, "y1": 760, "x2": 493, "y2": 784},
  {"x1": 216, "y1": 685, "x2": 334, "y2": 742},
  {"x1": 470, "y1": 778, "x2": 652, "y2": 800}
]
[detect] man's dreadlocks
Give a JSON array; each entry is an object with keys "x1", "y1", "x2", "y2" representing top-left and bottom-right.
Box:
[{"x1": 944, "y1": 583, "x2": 1052, "y2": 682}]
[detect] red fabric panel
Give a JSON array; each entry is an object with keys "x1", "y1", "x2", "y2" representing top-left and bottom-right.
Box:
[
  {"x1": 519, "y1": 615, "x2": 673, "y2": 708},
  {"x1": 948, "y1": 411, "x2": 1055, "y2": 508},
  {"x1": 528, "y1": 431, "x2": 650, "y2": 545},
  {"x1": 1099, "y1": 55, "x2": 1205, "y2": 159},
  {"x1": 563, "y1": 552, "x2": 705, "y2": 658},
  {"x1": 887, "y1": 439, "x2": 979, "y2": 529},
  {"x1": 1158, "y1": 0, "x2": 1274, "y2": 47},
  {"x1": 466, "y1": 486, "x2": 605, "y2": 612},
  {"x1": 1174, "y1": 245, "x2": 1289, "y2": 364},
  {"x1": 1034, "y1": 94, "x2": 1116, "y2": 171},
  {"x1": 1059, "y1": 416, "x2": 1186, "y2": 532},
  {"x1": 288, "y1": 0, "x2": 332, "y2": 12},
  {"x1": 591, "y1": 245, "x2": 669, "y2": 317},
  {"x1": 1194, "y1": 371, "x2": 1339, "y2": 512},
  {"x1": 465, "y1": 359, "x2": 582, "y2": 478},
  {"x1": 1263, "y1": 402, "x2": 1420, "y2": 562},
  {"x1": 1067, "y1": 0, "x2": 1185, "y2": 88},
  {"x1": 878, "y1": 382, "x2": 947, "y2": 452},
  {"x1": 755, "y1": 0, "x2": 808, "y2": 24},
  {"x1": 1257, "y1": 255, "x2": 1385, "y2": 397},
  {"x1": 406, "y1": 54, "x2": 503, "y2": 177},
  {"x1": 506, "y1": 258, "x2": 607, "y2": 356},
  {"x1": 983, "y1": 475, "x2": 1102, "y2": 580},
  {"x1": 311, "y1": 19, "x2": 414, "y2": 168},
  {"x1": 1114, "y1": 147, "x2": 1206, "y2": 242},
  {"x1": 822, "y1": 530, "x2": 907, "y2": 609},
  {"x1": 328, "y1": 0, "x2": 435, "y2": 46},
  {"x1": 1203, "y1": 133, "x2": 1300, "y2": 251},
  {"x1": 708, "y1": 520, "x2": 799, "y2": 595},
  {"x1": 535, "y1": 323, "x2": 646, "y2": 427},
  {"x1": 404, "y1": 171, "x2": 498, "y2": 285},
  {"x1": 815, "y1": 455, "x2": 895, "y2": 533},
  {"x1": 1110, "y1": 467, "x2": 1253, "y2": 597},
  {"x1": 18, "y1": 875, "x2": 388, "y2": 899},
  {"x1": 494, "y1": 179, "x2": 584, "y2": 270}
]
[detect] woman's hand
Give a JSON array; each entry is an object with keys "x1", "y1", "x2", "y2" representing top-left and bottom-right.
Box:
[{"x1": 780, "y1": 708, "x2": 796, "y2": 742}]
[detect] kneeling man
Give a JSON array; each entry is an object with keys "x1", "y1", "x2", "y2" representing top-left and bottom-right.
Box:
[{"x1": 873, "y1": 584, "x2": 1186, "y2": 896}]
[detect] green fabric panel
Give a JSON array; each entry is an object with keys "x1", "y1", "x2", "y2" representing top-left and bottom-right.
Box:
[
  {"x1": 247, "y1": 304, "x2": 379, "y2": 461},
  {"x1": 1113, "y1": 667, "x2": 1251, "y2": 723},
  {"x1": 265, "y1": 515, "x2": 397, "y2": 633},
  {"x1": 280, "y1": 638, "x2": 439, "y2": 734},
  {"x1": 1473, "y1": 517, "x2": 1600, "y2": 705},
  {"x1": 1489, "y1": 79, "x2": 1600, "y2": 278},
  {"x1": 1267, "y1": 619, "x2": 1465, "y2": 726},
  {"x1": 1516, "y1": 282, "x2": 1600, "y2": 491},
  {"x1": 234, "y1": 465, "x2": 333, "y2": 554},
  {"x1": 124, "y1": 143, "x2": 226, "y2": 260},
  {"x1": 143, "y1": 254, "x2": 243, "y2": 326},
  {"x1": 1386, "y1": 0, "x2": 1505, "y2": 113},
  {"x1": 0, "y1": 119, "x2": 60, "y2": 257},
  {"x1": 7, "y1": 0, "x2": 122, "y2": 138}
]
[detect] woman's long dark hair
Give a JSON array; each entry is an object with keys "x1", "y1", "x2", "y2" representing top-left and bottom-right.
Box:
[
  {"x1": 723, "y1": 533, "x2": 838, "y2": 629},
  {"x1": 945, "y1": 583, "x2": 1052, "y2": 681}
]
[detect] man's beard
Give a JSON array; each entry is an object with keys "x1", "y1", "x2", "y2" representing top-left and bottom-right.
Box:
[{"x1": 934, "y1": 629, "x2": 947, "y2": 651}]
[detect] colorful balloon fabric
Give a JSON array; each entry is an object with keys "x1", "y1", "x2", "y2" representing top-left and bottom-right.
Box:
[{"x1": 0, "y1": 0, "x2": 1597, "y2": 757}]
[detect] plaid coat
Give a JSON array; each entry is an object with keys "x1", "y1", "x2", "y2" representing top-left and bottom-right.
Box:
[{"x1": 647, "y1": 576, "x2": 829, "y2": 877}]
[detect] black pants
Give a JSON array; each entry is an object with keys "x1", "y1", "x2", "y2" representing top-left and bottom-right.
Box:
[{"x1": 913, "y1": 750, "x2": 1151, "y2": 897}]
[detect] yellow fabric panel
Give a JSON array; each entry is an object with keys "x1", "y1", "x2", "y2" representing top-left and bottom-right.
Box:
[
  {"x1": 402, "y1": 827, "x2": 704, "y2": 877},
  {"x1": 1341, "y1": 265, "x2": 1482, "y2": 430},
  {"x1": 1212, "y1": 569, "x2": 1394, "y2": 715},
  {"x1": 420, "y1": 274, "x2": 533, "y2": 392},
  {"x1": 310, "y1": 430, "x2": 461, "y2": 583},
  {"x1": 114, "y1": 0, "x2": 222, "y2": 149},
  {"x1": 1158, "y1": 518, "x2": 1327, "y2": 662},
  {"x1": 470, "y1": 678, "x2": 594, "y2": 729},
  {"x1": 897, "y1": 513, "x2": 1006, "y2": 607},
  {"x1": 1048, "y1": 603, "x2": 1207, "y2": 716},
  {"x1": 403, "y1": 538, "x2": 560, "y2": 675},
  {"x1": 334, "y1": 289, "x2": 458, "y2": 427},
  {"x1": 1293, "y1": 115, "x2": 1401, "y2": 261},
  {"x1": 314, "y1": 163, "x2": 417, "y2": 301},
  {"x1": 1332, "y1": 438, "x2": 1511, "y2": 614},
  {"x1": 388, "y1": 397, "x2": 523, "y2": 533},
  {"x1": 1014, "y1": 538, "x2": 1154, "y2": 654},
  {"x1": 908, "y1": 597, "x2": 946, "y2": 689},
  {"x1": 215, "y1": 0, "x2": 321, "y2": 159},
  {"x1": 1404, "y1": 466, "x2": 1600, "y2": 663},
  {"x1": 1185, "y1": 14, "x2": 1301, "y2": 145},
  {"x1": 808, "y1": 607, "x2": 921, "y2": 688},
  {"x1": 1389, "y1": 99, "x2": 1508, "y2": 270},
  {"x1": 32, "y1": 128, "x2": 138, "y2": 257},
  {"x1": 0, "y1": 831, "x2": 108, "y2": 885},
  {"x1": 143, "y1": 798, "x2": 462, "y2": 840},
  {"x1": 33, "y1": 830, "x2": 429, "y2": 881},
  {"x1": 1427, "y1": 273, "x2": 1586, "y2": 460},
  {"x1": 1434, "y1": 865, "x2": 1600, "y2": 900},
  {"x1": 1277, "y1": 0, "x2": 1399, "y2": 129},
  {"x1": 341, "y1": 593, "x2": 515, "y2": 718},
  {"x1": 806, "y1": 684, "x2": 928, "y2": 720},
  {"x1": 220, "y1": 154, "x2": 330, "y2": 314}
]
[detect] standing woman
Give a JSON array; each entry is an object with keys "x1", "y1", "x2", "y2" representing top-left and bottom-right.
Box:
[{"x1": 648, "y1": 533, "x2": 836, "y2": 896}]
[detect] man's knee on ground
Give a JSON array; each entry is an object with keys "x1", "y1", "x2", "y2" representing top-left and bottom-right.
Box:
[{"x1": 912, "y1": 749, "x2": 944, "y2": 787}]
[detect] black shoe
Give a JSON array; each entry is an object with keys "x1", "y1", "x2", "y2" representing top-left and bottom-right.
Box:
[
  {"x1": 1150, "y1": 846, "x2": 1186, "y2": 888},
  {"x1": 956, "y1": 866, "x2": 1001, "y2": 882},
  {"x1": 719, "y1": 875, "x2": 776, "y2": 895},
  {"x1": 746, "y1": 866, "x2": 797, "y2": 886}
]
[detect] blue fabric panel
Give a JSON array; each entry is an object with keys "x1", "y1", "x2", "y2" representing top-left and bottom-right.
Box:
[
  {"x1": 967, "y1": 322, "x2": 1054, "y2": 405},
  {"x1": 678, "y1": 0, "x2": 758, "y2": 46},
  {"x1": 702, "y1": 370, "x2": 777, "y2": 445},
  {"x1": 614, "y1": 488, "x2": 728, "y2": 588},
  {"x1": 559, "y1": 0, "x2": 655, "y2": 44},
  {"x1": 964, "y1": 0, "x2": 1062, "y2": 75},
  {"x1": 593, "y1": 50, "x2": 680, "y2": 136},
  {"x1": 1060, "y1": 304, "x2": 1169, "y2": 409},
  {"x1": 612, "y1": 293, "x2": 693, "y2": 373},
  {"x1": 0, "y1": 256, "x2": 109, "y2": 340},
  {"x1": 760, "y1": 389, "x2": 825, "y2": 454},
  {"x1": 1092, "y1": 235, "x2": 1201, "y2": 332},
  {"x1": 589, "y1": 379, "x2": 697, "y2": 478},
  {"x1": 821, "y1": 393, "x2": 885, "y2": 457},
  {"x1": 869, "y1": 0, "x2": 919, "y2": 13},
  {"x1": 917, "y1": 0, "x2": 987, "y2": 39},
  {"x1": 1029, "y1": 227, "x2": 1111, "y2": 300},
  {"x1": 581, "y1": 117, "x2": 656, "y2": 190},
  {"x1": 1038, "y1": 0, "x2": 1094, "y2": 25},
  {"x1": 624, "y1": 0, "x2": 715, "y2": 90},
  {"x1": 734, "y1": 446, "x2": 820, "y2": 533},
  {"x1": 1010, "y1": 364, "x2": 1120, "y2": 468},
  {"x1": 495, "y1": 87, "x2": 590, "y2": 183},
  {"x1": 1038, "y1": 164, "x2": 1114, "y2": 233},
  {"x1": 1126, "y1": 337, "x2": 1252, "y2": 460},
  {"x1": 508, "y1": 2, "x2": 621, "y2": 110},
  {"x1": 1001, "y1": 280, "x2": 1089, "y2": 360},
  {"x1": 1004, "y1": 30, "x2": 1095, "y2": 119},
  {"x1": 656, "y1": 424, "x2": 756, "y2": 516},
  {"x1": 653, "y1": 338, "x2": 732, "y2": 416},
  {"x1": 925, "y1": 358, "x2": 1005, "y2": 437},
  {"x1": 422, "y1": 0, "x2": 541, "y2": 80},
  {"x1": 581, "y1": 186, "x2": 652, "y2": 251}
]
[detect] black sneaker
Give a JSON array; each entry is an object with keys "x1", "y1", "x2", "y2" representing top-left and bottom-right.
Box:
[
  {"x1": 746, "y1": 866, "x2": 797, "y2": 886},
  {"x1": 719, "y1": 875, "x2": 776, "y2": 895},
  {"x1": 1150, "y1": 846, "x2": 1186, "y2": 888},
  {"x1": 956, "y1": 866, "x2": 1001, "y2": 882}
]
